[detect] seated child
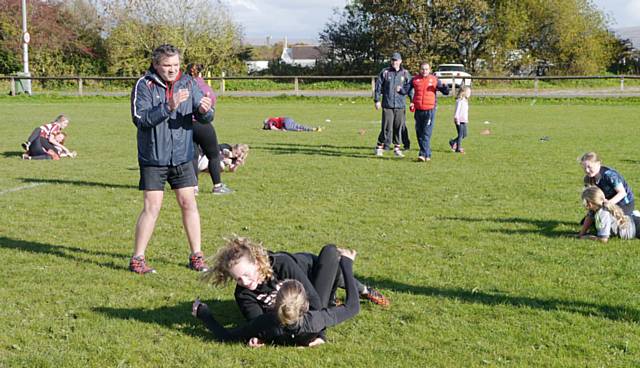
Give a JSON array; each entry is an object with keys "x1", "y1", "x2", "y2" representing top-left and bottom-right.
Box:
[
  {"x1": 263, "y1": 117, "x2": 322, "y2": 132},
  {"x1": 197, "y1": 144, "x2": 249, "y2": 173},
  {"x1": 579, "y1": 186, "x2": 639, "y2": 242},
  {"x1": 22, "y1": 132, "x2": 77, "y2": 160}
]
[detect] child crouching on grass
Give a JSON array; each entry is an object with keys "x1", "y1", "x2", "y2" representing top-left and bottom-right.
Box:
[
  {"x1": 449, "y1": 86, "x2": 471, "y2": 154},
  {"x1": 579, "y1": 186, "x2": 640, "y2": 242}
]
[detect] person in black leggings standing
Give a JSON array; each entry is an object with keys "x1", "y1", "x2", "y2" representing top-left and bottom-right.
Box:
[{"x1": 186, "y1": 63, "x2": 232, "y2": 195}]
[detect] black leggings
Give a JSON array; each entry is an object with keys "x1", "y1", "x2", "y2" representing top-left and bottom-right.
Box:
[
  {"x1": 192, "y1": 121, "x2": 222, "y2": 186},
  {"x1": 310, "y1": 244, "x2": 342, "y2": 307},
  {"x1": 28, "y1": 137, "x2": 55, "y2": 159}
]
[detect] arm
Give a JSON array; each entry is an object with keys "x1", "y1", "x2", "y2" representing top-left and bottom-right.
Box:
[
  {"x1": 190, "y1": 78, "x2": 214, "y2": 124},
  {"x1": 607, "y1": 184, "x2": 627, "y2": 206},
  {"x1": 235, "y1": 287, "x2": 268, "y2": 321},
  {"x1": 131, "y1": 79, "x2": 172, "y2": 129},
  {"x1": 374, "y1": 71, "x2": 384, "y2": 109},
  {"x1": 437, "y1": 79, "x2": 450, "y2": 95},
  {"x1": 578, "y1": 215, "x2": 593, "y2": 237},
  {"x1": 453, "y1": 100, "x2": 462, "y2": 124},
  {"x1": 196, "y1": 303, "x2": 276, "y2": 343}
]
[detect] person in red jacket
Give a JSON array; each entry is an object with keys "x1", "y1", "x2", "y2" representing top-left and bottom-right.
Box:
[{"x1": 406, "y1": 63, "x2": 449, "y2": 161}]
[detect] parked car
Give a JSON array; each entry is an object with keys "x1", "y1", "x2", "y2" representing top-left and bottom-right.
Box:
[{"x1": 434, "y1": 64, "x2": 472, "y2": 88}]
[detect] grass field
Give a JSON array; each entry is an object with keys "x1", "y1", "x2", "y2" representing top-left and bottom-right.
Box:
[{"x1": 1, "y1": 96, "x2": 639, "y2": 367}]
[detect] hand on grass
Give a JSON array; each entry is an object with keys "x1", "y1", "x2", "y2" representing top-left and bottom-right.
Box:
[
  {"x1": 192, "y1": 298, "x2": 206, "y2": 317},
  {"x1": 248, "y1": 337, "x2": 265, "y2": 348}
]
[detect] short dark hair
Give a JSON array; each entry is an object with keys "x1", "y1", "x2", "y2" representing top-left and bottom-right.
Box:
[{"x1": 152, "y1": 44, "x2": 181, "y2": 65}]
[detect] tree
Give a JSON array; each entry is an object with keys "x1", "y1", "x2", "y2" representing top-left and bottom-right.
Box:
[
  {"x1": 0, "y1": 0, "x2": 105, "y2": 76},
  {"x1": 322, "y1": 0, "x2": 616, "y2": 75},
  {"x1": 101, "y1": 0, "x2": 245, "y2": 76},
  {"x1": 318, "y1": 3, "x2": 384, "y2": 75}
]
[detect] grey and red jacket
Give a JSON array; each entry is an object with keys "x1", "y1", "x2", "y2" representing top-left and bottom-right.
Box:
[
  {"x1": 374, "y1": 66, "x2": 412, "y2": 109},
  {"x1": 131, "y1": 68, "x2": 213, "y2": 167}
]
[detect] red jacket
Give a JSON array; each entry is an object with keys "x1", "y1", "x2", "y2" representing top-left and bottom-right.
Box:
[{"x1": 409, "y1": 74, "x2": 447, "y2": 111}]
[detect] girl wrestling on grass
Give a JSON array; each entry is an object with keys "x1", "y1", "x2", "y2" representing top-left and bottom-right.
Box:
[{"x1": 192, "y1": 245, "x2": 359, "y2": 346}]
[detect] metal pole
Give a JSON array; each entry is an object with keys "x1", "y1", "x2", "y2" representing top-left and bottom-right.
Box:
[{"x1": 21, "y1": 0, "x2": 31, "y2": 94}]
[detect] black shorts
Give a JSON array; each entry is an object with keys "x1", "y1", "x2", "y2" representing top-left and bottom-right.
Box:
[{"x1": 139, "y1": 162, "x2": 197, "y2": 191}]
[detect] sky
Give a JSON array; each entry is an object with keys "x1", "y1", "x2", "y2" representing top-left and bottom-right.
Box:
[{"x1": 226, "y1": 0, "x2": 640, "y2": 44}]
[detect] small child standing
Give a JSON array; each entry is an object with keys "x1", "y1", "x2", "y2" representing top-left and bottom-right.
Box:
[{"x1": 449, "y1": 86, "x2": 471, "y2": 154}]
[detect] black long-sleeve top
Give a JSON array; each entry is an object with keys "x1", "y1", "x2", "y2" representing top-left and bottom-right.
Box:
[
  {"x1": 196, "y1": 258, "x2": 360, "y2": 346},
  {"x1": 234, "y1": 252, "x2": 322, "y2": 321}
]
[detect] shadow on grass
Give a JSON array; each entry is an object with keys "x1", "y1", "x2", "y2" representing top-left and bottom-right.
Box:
[
  {"x1": 439, "y1": 216, "x2": 577, "y2": 238},
  {"x1": 621, "y1": 159, "x2": 640, "y2": 165},
  {"x1": 19, "y1": 177, "x2": 137, "y2": 189},
  {"x1": 93, "y1": 299, "x2": 241, "y2": 340},
  {"x1": 2, "y1": 151, "x2": 22, "y2": 158},
  {"x1": 359, "y1": 276, "x2": 640, "y2": 323},
  {"x1": 0, "y1": 236, "x2": 130, "y2": 271},
  {"x1": 253, "y1": 142, "x2": 395, "y2": 160}
]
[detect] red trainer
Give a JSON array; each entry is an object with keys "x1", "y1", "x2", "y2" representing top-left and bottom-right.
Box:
[
  {"x1": 188, "y1": 251, "x2": 209, "y2": 272},
  {"x1": 129, "y1": 255, "x2": 156, "y2": 274},
  {"x1": 362, "y1": 287, "x2": 390, "y2": 308}
]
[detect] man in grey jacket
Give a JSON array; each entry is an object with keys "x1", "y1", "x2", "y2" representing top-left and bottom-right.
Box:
[
  {"x1": 129, "y1": 44, "x2": 213, "y2": 274},
  {"x1": 374, "y1": 52, "x2": 411, "y2": 157}
]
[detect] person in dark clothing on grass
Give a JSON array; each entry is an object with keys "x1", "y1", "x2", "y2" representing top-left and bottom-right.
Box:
[
  {"x1": 193, "y1": 248, "x2": 360, "y2": 347},
  {"x1": 200, "y1": 237, "x2": 389, "y2": 323}
]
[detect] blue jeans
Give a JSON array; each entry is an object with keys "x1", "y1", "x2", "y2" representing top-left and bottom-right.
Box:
[{"x1": 414, "y1": 109, "x2": 436, "y2": 158}]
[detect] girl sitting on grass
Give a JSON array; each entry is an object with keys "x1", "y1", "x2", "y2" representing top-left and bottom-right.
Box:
[
  {"x1": 22, "y1": 132, "x2": 77, "y2": 160},
  {"x1": 192, "y1": 246, "x2": 360, "y2": 347},
  {"x1": 579, "y1": 186, "x2": 639, "y2": 242}
]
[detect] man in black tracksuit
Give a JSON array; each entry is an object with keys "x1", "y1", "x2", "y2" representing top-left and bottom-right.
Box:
[{"x1": 374, "y1": 52, "x2": 411, "y2": 157}]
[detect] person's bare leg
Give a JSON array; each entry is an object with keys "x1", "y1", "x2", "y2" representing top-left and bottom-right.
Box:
[
  {"x1": 175, "y1": 186, "x2": 201, "y2": 253},
  {"x1": 133, "y1": 190, "x2": 164, "y2": 257}
]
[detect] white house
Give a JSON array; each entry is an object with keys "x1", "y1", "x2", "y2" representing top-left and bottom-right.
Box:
[{"x1": 280, "y1": 37, "x2": 323, "y2": 67}]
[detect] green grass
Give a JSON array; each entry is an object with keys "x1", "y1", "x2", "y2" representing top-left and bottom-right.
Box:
[{"x1": 1, "y1": 97, "x2": 640, "y2": 367}]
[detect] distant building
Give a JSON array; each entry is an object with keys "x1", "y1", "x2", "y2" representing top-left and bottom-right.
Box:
[
  {"x1": 280, "y1": 37, "x2": 324, "y2": 67},
  {"x1": 243, "y1": 37, "x2": 325, "y2": 73}
]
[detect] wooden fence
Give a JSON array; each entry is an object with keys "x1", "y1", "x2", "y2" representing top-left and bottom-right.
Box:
[{"x1": 1, "y1": 75, "x2": 640, "y2": 97}]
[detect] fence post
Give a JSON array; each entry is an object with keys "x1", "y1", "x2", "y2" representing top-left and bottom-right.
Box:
[
  {"x1": 371, "y1": 77, "x2": 375, "y2": 98},
  {"x1": 451, "y1": 81, "x2": 456, "y2": 96},
  {"x1": 534, "y1": 78, "x2": 539, "y2": 96},
  {"x1": 220, "y1": 72, "x2": 225, "y2": 94},
  {"x1": 10, "y1": 77, "x2": 16, "y2": 96},
  {"x1": 620, "y1": 76, "x2": 624, "y2": 92},
  {"x1": 294, "y1": 77, "x2": 299, "y2": 96},
  {"x1": 78, "y1": 77, "x2": 83, "y2": 96}
]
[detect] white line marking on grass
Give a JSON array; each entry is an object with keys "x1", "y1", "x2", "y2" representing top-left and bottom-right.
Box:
[{"x1": 0, "y1": 183, "x2": 47, "y2": 195}]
